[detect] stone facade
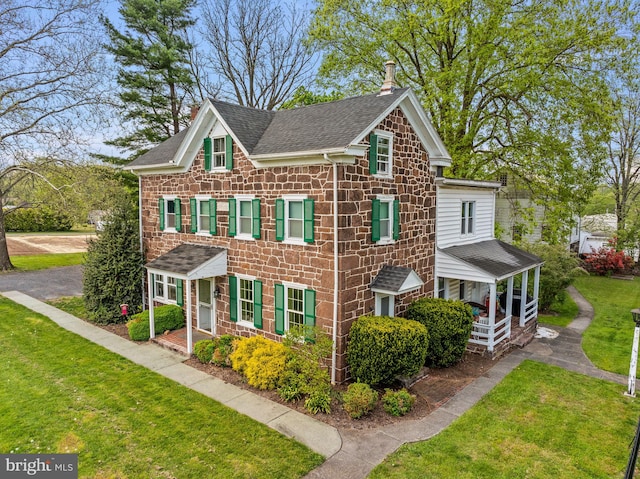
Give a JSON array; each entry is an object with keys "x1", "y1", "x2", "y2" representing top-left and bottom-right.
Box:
[{"x1": 141, "y1": 107, "x2": 436, "y2": 383}]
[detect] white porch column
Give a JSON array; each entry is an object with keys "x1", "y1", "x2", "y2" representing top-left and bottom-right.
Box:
[
  {"x1": 488, "y1": 282, "x2": 497, "y2": 351},
  {"x1": 186, "y1": 279, "x2": 193, "y2": 355},
  {"x1": 506, "y1": 276, "x2": 514, "y2": 318},
  {"x1": 533, "y1": 265, "x2": 541, "y2": 317},
  {"x1": 520, "y1": 269, "x2": 529, "y2": 327},
  {"x1": 148, "y1": 270, "x2": 155, "y2": 339}
]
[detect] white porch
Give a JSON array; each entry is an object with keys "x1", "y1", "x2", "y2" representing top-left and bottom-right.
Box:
[{"x1": 437, "y1": 239, "x2": 544, "y2": 353}]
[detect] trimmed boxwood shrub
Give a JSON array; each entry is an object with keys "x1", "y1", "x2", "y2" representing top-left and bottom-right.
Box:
[
  {"x1": 382, "y1": 388, "x2": 415, "y2": 416},
  {"x1": 405, "y1": 297, "x2": 474, "y2": 368},
  {"x1": 194, "y1": 339, "x2": 216, "y2": 363},
  {"x1": 126, "y1": 304, "x2": 184, "y2": 341},
  {"x1": 346, "y1": 315, "x2": 429, "y2": 386},
  {"x1": 342, "y1": 382, "x2": 378, "y2": 419}
]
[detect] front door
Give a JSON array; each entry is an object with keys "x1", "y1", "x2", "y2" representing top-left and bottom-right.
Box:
[{"x1": 197, "y1": 278, "x2": 215, "y2": 335}]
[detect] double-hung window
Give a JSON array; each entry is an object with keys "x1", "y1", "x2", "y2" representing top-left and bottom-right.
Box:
[
  {"x1": 228, "y1": 196, "x2": 260, "y2": 239},
  {"x1": 159, "y1": 196, "x2": 181, "y2": 232},
  {"x1": 203, "y1": 134, "x2": 234, "y2": 171},
  {"x1": 228, "y1": 275, "x2": 263, "y2": 328},
  {"x1": 461, "y1": 201, "x2": 475, "y2": 235},
  {"x1": 368, "y1": 131, "x2": 393, "y2": 177},
  {"x1": 190, "y1": 197, "x2": 217, "y2": 235},
  {"x1": 152, "y1": 273, "x2": 183, "y2": 306},
  {"x1": 372, "y1": 195, "x2": 400, "y2": 243},
  {"x1": 274, "y1": 283, "x2": 316, "y2": 334},
  {"x1": 275, "y1": 196, "x2": 314, "y2": 244}
]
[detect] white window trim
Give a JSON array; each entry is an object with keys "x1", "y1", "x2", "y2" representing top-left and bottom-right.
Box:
[
  {"x1": 163, "y1": 195, "x2": 178, "y2": 233},
  {"x1": 210, "y1": 136, "x2": 228, "y2": 172},
  {"x1": 236, "y1": 274, "x2": 257, "y2": 329},
  {"x1": 153, "y1": 273, "x2": 178, "y2": 305},
  {"x1": 282, "y1": 280, "x2": 307, "y2": 331},
  {"x1": 376, "y1": 194, "x2": 395, "y2": 245},
  {"x1": 461, "y1": 200, "x2": 476, "y2": 237},
  {"x1": 437, "y1": 277, "x2": 448, "y2": 299},
  {"x1": 195, "y1": 195, "x2": 212, "y2": 236},
  {"x1": 283, "y1": 194, "x2": 307, "y2": 246},
  {"x1": 374, "y1": 292, "x2": 395, "y2": 317},
  {"x1": 235, "y1": 194, "x2": 256, "y2": 241},
  {"x1": 373, "y1": 129, "x2": 393, "y2": 179}
]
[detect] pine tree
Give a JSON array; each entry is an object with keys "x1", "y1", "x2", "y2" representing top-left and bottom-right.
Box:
[
  {"x1": 83, "y1": 196, "x2": 144, "y2": 324},
  {"x1": 102, "y1": 0, "x2": 197, "y2": 156}
]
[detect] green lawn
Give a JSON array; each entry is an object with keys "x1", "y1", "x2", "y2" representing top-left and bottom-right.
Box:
[
  {"x1": 574, "y1": 275, "x2": 640, "y2": 376},
  {"x1": 11, "y1": 252, "x2": 85, "y2": 271},
  {"x1": 0, "y1": 297, "x2": 322, "y2": 478},
  {"x1": 370, "y1": 360, "x2": 640, "y2": 478},
  {"x1": 538, "y1": 292, "x2": 579, "y2": 327}
]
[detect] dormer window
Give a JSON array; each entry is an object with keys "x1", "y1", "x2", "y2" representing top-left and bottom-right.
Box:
[
  {"x1": 204, "y1": 135, "x2": 233, "y2": 171},
  {"x1": 368, "y1": 131, "x2": 393, "y2": 178}
]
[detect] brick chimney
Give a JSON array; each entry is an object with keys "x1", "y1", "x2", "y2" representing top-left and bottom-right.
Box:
[
  {"x1": 380, "y1": 60, "x2": 397, "y2": 95},
  {"x1": 190, "y1": 105, "x2": 199, "y2": 121}
]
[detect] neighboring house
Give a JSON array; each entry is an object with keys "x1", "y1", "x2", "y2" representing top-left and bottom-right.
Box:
[
  {"x1": 494, "y1": 173, "x2": 546, "y2": 243},
  {"x1": 570, "y1": 213, "x2": 617, "y2": 256},
  {"x1": 127, "y1": 63, "x2": 542, "y2": 383},
  {"x1": 435, "y1": 178, "x2": 543, "y2": 354}
]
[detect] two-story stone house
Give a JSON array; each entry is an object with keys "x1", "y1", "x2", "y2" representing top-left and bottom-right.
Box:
[{"x1": 127, "y1": 64, "x2": 542, "y2": 383}]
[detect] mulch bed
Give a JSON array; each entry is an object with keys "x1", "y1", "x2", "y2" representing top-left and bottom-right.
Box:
[{"x1": 94, "y1": 322, "x2": 502, "y2": 430}]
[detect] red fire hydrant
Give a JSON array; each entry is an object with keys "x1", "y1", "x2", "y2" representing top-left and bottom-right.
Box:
[{"x1": 120, "y1": 304, "x2": 129, "y2": 316}]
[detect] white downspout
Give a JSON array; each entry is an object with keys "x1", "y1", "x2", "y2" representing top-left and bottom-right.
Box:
[
  {"x1": 137, "y1": 175, "x2": 146, "y2": 310},
  {"x1": 324, "y1": 153, "x2": 339, "y2": 385}
]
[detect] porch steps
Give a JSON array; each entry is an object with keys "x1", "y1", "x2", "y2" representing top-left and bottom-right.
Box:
[
  {"x1": 511, "y1": 332, "x2": 534, "y2": 349},
  {"x1": 151, "y1": 334, "x2": 190, "y2": 357}
]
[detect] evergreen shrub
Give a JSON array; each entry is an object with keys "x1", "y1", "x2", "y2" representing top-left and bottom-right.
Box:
[
  {"x1": 406, "y1": 298, "x2": 473, "y2": 368},
  {"x1": 126, "y1": 304, "x2": 184, "y2": 341},
  {"x1": 5, "y1": 207, "x2": 73, "y2": 232},
  {"x1": 382, "y1": 388, "x2": 415, "y2": 416},
  {"x1": 342, "y1": 383, "x2": 378, "y2": 419},
  {"x1": 211, "y1": 334, "x2": 236, "y2": 367},
  {"x1": 346, "y1": 315, "x2": 428, "y2": 386},
  {"x1": 194, "y1": 339, "x2": 216, "y2": 363},
  {"x1": 229, "y1": 335, "x2": 272, "y2": 374}
]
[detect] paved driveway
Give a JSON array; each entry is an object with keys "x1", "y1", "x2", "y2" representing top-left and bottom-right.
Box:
[{"x1": 0, "y1": 265, "x2": 83, "y2": 300}]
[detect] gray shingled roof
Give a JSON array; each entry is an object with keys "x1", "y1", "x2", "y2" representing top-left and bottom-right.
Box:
[
  {"x1": 370, "y1": 264, "x2": 422, "y2": 293},
  {"x1": 127, "y1": 88, "x2": 410, "y2": 169},
  {"x1": 127, "y1": 127, "x2": 190, "y2": 168},
  {"x1": 440, "y1": 239, "x2": 543, "y2": 280},
  {"x1": 145, "y1": 243, "x2": 226, "y2": 275}
]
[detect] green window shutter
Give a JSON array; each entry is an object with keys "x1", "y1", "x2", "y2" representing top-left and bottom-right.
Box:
[
  {"x1": 174, "y1": 198, "x2": 181, "y2": 232},
  {"x1": 190, "y1": 198, "x2": 197, "y2": 233},
  {"x1": 228, "y1": 198, "x2": 236, "y2": 237},
  {"x1": 225, "y1": 135, "x2": 233, "y2": 170},
  {"x1": 274, "y1": 283, "x2": 285, "y2": 335},
  {"x1": 229, "y1": 276, "x2": 238, "y2": 322},
  {"x1": 158, "y1": 198, "x2": 165, "y2": 231},
  {"x1": 393, "y1": 199, "x2": 400, "y2": 240},
  {"x1": 275, "y1": 198, "x2": 285, "y2": 241},
  {"x1": 303, "y1": 199, "x2": 314, "y2": 243},
  {"x1": 209, "y1": 198, "x2": 217, "y2": 235},
  {"x1": 304, "y1": 289, "x2": 316, "y2": 341},
  {"x1": 176, "y1": 279, "x2": 184, "y2": 306},
  {"x1": 252, "y1": 198, "x2": 261, "y2": 239},
  {"x1": 204, "y1": 137, "x2": 212, "y2": 171},
  {"x1": 371, "y1": 199, "x2": 381, "y2": 242},
  {"x1": 253, "y1": 280, "x2": 263, "y2": 329},
  {"x1": 369, "y1": 133, "x2": 378, "y2": 174}
]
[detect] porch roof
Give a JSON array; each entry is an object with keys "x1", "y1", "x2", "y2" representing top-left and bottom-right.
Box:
[
  {"x1": 145, "y1": 243, "x2": 227, "y2": 280},
  {"x1": 438, "y1": 239, "x2": 543, "y2": 281},
  {"x1": 370, "y1": 265, "x2": 424, "y2": 295}
]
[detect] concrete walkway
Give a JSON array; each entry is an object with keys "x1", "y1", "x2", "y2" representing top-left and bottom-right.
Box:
[{"x1": 1, "y1": 285, "x2": 627, "y2": 479}]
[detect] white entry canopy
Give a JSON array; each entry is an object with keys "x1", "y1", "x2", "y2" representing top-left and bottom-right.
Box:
[{"x1": 145, "y1": 243, "x2": 227, "y2": 280}]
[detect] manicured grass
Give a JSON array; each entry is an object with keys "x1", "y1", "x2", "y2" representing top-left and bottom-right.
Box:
[
  {"x1": 48, "y1": 296, "x2": 87, "y2": 319},
  {"x1": 538, "y1": 292, "x2": 579, "y2": 327},
  {"x1": 370, "y1": 360, "x2": 640, "y2": 478},
  {"x1": 574, "y1": 275, "x2": 640, "y2": 376},
  {"x1": 11, "y1": 252, "x2": 85, "y2": 271},
  {"x1": 0, "y1": 297, "x2": 323, "y2": 478}
]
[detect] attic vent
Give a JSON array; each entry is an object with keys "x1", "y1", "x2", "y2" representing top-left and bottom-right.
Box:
[{"x1": 380, "y1": 61, "x2": 397, "y2": 95}]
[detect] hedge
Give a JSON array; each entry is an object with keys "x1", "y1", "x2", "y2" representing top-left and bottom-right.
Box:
[
  {"x1": 5, "y1": 207, "x2": 73, "y2": 232},
  {"x1": 126, "y1": 304, "x2": 184, "y2": 341},
  {"x1": 346, "y1": 315, "x2": 429, "y2": 386},
  {"x1": 405, "y1": 297, "x2": 474, "y2": 368}
]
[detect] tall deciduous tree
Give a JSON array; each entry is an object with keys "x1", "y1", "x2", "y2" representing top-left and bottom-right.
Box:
[
  {"x1": 0, "y1": 0, "x2": 107, "y2": 271},
  {"x1": 310, "y1": 0, "x2": 634, "y2": 241},
  {"x1": 199, "y1": 0, "x2": 317, "y2": 109},
  {"x1": 102, "y1": 0, "x2": 198, "y2": 155}
]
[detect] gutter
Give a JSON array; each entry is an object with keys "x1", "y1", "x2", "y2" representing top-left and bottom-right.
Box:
[
  {"x1": 138, "y1": 175, "x2": 146, "y2": 310},
  {"x1": 324, "y1": 153, "x2": 340, "y2": 385}
]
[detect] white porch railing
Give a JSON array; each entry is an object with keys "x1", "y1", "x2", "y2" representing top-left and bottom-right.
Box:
[
  {"x1": 521, "y1": 299, "x2": 538, "y2": 326},
  {"x1": 469, "y1": 314, "x2": 512, "y2": 351}
]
